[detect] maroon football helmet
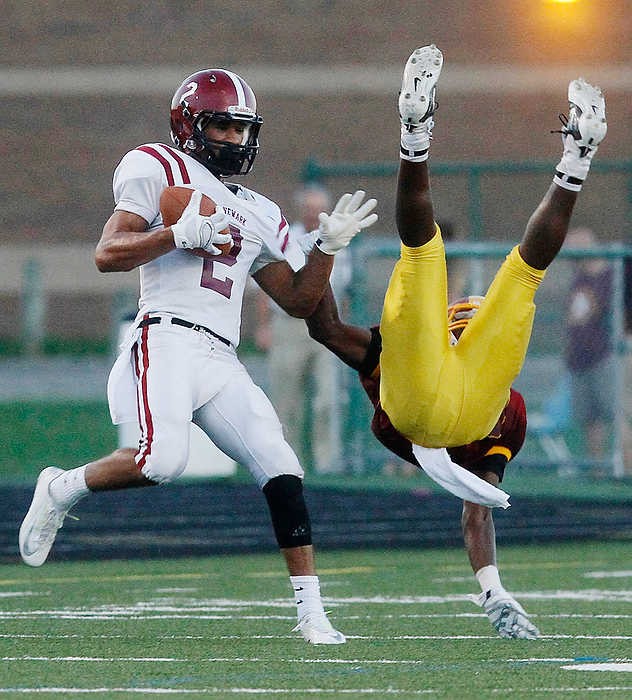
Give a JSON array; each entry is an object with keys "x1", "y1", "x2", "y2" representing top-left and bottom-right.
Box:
[{"x1": 170, "y1": 69, "x2": 263, "y2": 177}]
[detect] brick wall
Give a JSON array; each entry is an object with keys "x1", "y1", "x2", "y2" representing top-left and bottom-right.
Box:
[{"x1": 1, "y1": 0, "x2": 630, "y2": 341}]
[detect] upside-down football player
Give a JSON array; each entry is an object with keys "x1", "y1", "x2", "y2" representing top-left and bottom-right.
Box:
[
  {"x1": 307, "y1": 289, "x2": 538, "y2": 639},
  {"x1": 307, "y1": 43, "x2": 607, "y2": 640},
  {"x1": 381, "y1": 44, "x2": 606, "y2": 452}
]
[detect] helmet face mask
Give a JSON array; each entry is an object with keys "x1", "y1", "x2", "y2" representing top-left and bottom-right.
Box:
[
  {"x1": 187, "y1": 114, "x2": 261, "y2": 177},
  {"x1": 170, "y1": 69, "x2": 263, "y2": 177},
  {"x1": 447, "y1": 295, "x2": 484, "y2": 343}
]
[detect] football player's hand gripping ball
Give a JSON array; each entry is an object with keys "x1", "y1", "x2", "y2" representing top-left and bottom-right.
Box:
[
  {"x1": 316, "y1": 190, "x2": 378, "y2": 255},
  {"x1": 171, "y1": 190, "x2": 232, "y2": 255}
]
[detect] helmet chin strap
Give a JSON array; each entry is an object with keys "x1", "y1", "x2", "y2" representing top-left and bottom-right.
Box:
[{"x1": 188, "y1": 147, "x2": 229, "y2": 178}]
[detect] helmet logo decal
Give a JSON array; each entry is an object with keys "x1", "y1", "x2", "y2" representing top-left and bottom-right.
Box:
[{"x1": 180, "y1": 81, "x2": 197, "y2": 105}]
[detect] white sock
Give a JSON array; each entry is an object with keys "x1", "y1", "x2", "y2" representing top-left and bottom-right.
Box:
[
  {"x1": 553, "y1": 133, "x2": 597, "y2": 191},
  {"x1": 475, "y1": 564, "x2": 503, "y2": 594},
  {"x1": 400, "y1": 123, "x2": 432, "y2": 162},
  {"x1": 290, "y1": 575, "x2": 325, "y2": 620},
  {"x1": 49, "y1": 465, "x2": 90, "y2": 510}
]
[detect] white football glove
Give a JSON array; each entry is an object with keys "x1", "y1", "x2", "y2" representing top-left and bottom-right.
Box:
[
  {"x1": 171, "y1": 190, "x2": 232, "y2": 254},
  {"x1": 315, "y1": 190, "x2": 378, "y2": 255}
]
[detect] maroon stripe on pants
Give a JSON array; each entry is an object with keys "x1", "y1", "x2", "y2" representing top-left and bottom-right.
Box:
[
  {"x1": 132, "y1": 342, "x2": 143, "y2": 458},
  {"x1": 135, "y1": 323, "x2": 155, "y2": 470}
]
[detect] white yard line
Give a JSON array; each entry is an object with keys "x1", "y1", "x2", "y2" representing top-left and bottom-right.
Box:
[
  {"x1": 0, "y1": 592, "x2": 39, "y2": 598},
  {"x1": 3, "y1": 685, "x2": 632, "y2": 696},
  {"x1": 325, "y1": 591, "x2": 632, "y2": 604},
  {"x1": 6, "y1": 589, "x2": 630, "y2": 618},
  {"x1": 563, "y1": 664, "x2": 632, "y2": 672},
  {"x1": 0, "y1": 572, "x2": 216, "y2": 587},
  {"x1": 351, "y1": 635, "x2": 632, "y2": 640},
  {"x1": 0, "y1": 690, "x2": 440, "y2": 696},
  {"x1": 2, "y1": 632, "x2": 631, "y2": 642},
  {"x1": 5, "y1": 655, "x2": 632, "y2": 664},
  {"x1": 493, "y1": 688, "x2": 632, "y2": 694},
  {"x1": 2, "y1": 657, "x2": 185, "y2": 662},
  {"x1": 1, "y1": 656, "x2": 427, "y2": 664},
  {"x1": 547, "y1": 636, "x2": 632, "y2": 640},
  {"x1": 2, "y1": 590, "x2": 632, "y2": 617}
]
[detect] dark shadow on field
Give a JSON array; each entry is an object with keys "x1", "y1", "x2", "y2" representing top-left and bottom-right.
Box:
[{"x1": 2, "y1": 481, "x2": 632, "y2": 564}]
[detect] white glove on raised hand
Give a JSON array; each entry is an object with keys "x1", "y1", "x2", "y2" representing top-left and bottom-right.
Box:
[
  {"x1": 171, "y1": 190, "x2": 232, "y2": 254},
  {"x1": 315, "y1": 190, "x2": 378, "y2": 255}
]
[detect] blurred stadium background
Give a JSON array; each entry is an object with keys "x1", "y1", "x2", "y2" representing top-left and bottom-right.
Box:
[{"x1": 1, "y1": 1, "x2": 632, "y2": 547}]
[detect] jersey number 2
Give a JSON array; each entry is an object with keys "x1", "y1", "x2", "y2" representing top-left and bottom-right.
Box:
[{"x1": 200, "y1": 224, "x2": 242, "y2": 299}]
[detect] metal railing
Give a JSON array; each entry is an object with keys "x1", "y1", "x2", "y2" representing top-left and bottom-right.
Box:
[{"x1": 301, "y1": 158, "x2": 632, "y2": 240}]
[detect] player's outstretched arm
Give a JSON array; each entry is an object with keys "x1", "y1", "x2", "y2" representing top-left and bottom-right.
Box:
[
  {"x1": 461, "y1": 464, "x2": 502, "y2": 573},
  {"x1": 254, "y1": 190, "x2": 378, "y2": 318},
  {"x1": 305, "y1": 286, "x2": 372, "y2": 371},
  {"x1": 95, "y1": 210, "x2": 176, "y2": 272}
]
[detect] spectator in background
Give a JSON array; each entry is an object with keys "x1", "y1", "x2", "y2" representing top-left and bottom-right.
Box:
[
  {"x1": 564, "y1": 227, "x2": 615, "y2": 463},
  {"x1": 256, "y1": 184, "x2": 352, "y2": 473}
]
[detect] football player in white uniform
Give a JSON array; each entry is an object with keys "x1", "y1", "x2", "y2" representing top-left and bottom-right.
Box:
[{"x1": 18, "y1": 68, "x2": 377, "y2": 645}]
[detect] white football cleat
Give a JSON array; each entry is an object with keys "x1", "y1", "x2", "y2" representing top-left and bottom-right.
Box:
[
  {"x1": 555, "y1": 78, "x2": 606, "y2": 187},
  {"x1": 565, "y1": 78, "x2": 607, "y2": 151},
  {"x1": 472, "y1": 589, "x2": 541, "y2": 640},
  {"x1": 292, "y1": 612, "x2": 346, "y2": 645},
  {"x1": 19, "y1": 467, "x2": 69, "y2": 567},
  {"x1": 398, "y1": 44, "x2": 443, "y2": 130}
]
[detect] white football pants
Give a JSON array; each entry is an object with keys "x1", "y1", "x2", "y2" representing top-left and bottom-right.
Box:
[{"x1": 109, "y1": 320, "x2": 303, "y2": 487}]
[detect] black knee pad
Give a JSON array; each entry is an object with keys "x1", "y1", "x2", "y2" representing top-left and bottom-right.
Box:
[{"x1": 263, "y1": 475, "x2": 312, "y2": 548}]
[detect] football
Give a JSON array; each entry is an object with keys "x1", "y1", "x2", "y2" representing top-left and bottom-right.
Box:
[{"x1": 159, "y1": 186, "x2": 232, "y2": 257}]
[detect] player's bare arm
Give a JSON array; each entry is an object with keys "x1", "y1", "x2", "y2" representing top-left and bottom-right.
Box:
[
  {"x1": 461, "y1": 460, "x2": 503, "y2": 574},
  {"x1": 305, "y1": 286, "x2": 371, "y2": 370},
  {"x1": 95, "y1": 210, "x2": 176, "y2": 272},
  {"x1": 252, "y1": 248, "x2": 334, "y2": 318}
]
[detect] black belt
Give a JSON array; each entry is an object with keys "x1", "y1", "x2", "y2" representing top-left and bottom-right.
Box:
[{"x1": 138, "y1": 316, "x2": 230, "y2": 346}]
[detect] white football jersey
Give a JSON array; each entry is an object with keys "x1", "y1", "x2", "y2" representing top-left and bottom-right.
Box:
[{"x1": 112, "y1": 143, "x2": 298, "y2": 347}]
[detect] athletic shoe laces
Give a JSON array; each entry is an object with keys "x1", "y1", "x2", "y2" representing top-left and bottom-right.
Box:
[
  {"x1": 35, "y1": 507, "x2": 75, "y2": 545},
  {"x1": 292, "y1": 610, "x2": 336, "y2": 634}
]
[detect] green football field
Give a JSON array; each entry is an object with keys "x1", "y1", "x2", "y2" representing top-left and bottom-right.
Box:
[{"x1": 2, "y1": 541, "x2": 632, "y2": 698}]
